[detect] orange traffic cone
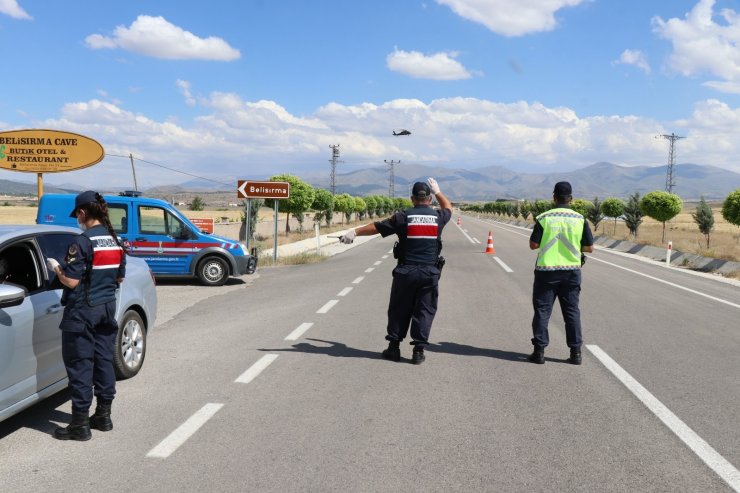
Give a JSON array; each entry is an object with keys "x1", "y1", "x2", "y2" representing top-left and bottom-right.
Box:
[{"x1": 484, "y1": 231, "x2": 495, "y2": 254}]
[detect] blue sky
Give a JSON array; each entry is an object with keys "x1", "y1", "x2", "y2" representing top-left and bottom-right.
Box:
[{"x1": 2, "y1": 0, "x2": 740, "y2": 189}]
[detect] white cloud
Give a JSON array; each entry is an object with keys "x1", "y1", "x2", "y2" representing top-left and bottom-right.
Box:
[
  {"x1": 84, "y1": 15, "x2": 240, "y2": 61},
  {"x1": 436, "y1": 0, "x2": 586, "y2": 37},
  {"x1": 653, "y1": 0, "x2": 740, "y2": 92},
  {"x1": 35, "y1": 93, "x2": 740, "y2": 188},
  {"x1": 0, "y1": 0, "x2": 31, "y2": 19},
  {"x1": 176, "y1": 79, "x2": 196, "y2": 106},
  {"x1": 613, "y1": 49, "x2": 651, "y2": 74},
  {"x1": 386, "y1": 49, "x2": 472, "y2": 80}
]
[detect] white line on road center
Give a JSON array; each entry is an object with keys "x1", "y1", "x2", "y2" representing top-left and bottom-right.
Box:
[
  {"x1": 352, "y1": 276, "x2": 365, "y2": 284},
  {"x1": 285, "y1": 322, "x2": 314, "y2": 341},
  {"x1": 317, "y1": 299, "x2": 339, "y2": 313},
  {"x1": 337, "y1": 287, "x2": 353, "y2": 296},
  {"x1": 374, "y1": 261, "x2": 382, "y2": 266},
  {"x1": 382, "y1": 255, "x2": 389, "y2": 259},
  {"x1": 587, "y1": 345, "x2": 740, "y2": 491},
  {"x1": 146, "y1": 403, "x2": 224, "y2": 459},
  {"x1": 493, "y1": 256, "x2": 514, "y2": 272},
  {"x1": 365, "y1": 267, "x2": 375, "y2": 273},
  {"x1": 235, "y1": 354, "x2": 279, "y2": 384}
]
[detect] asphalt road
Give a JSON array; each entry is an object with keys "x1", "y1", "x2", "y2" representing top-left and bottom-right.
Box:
[{"x1": 1, "y1": 214, "x2": 738, "y2": 492}]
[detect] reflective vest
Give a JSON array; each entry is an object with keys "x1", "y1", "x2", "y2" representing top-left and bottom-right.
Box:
[
  {"x1": 535, "y1": 208, "x2": 584, "y2": 271},
  {"x1": 401, "y1": 206, "x2": 441, "y2": 265}
]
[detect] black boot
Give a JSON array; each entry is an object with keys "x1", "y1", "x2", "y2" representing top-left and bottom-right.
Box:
[
  {"x1": 411, "y1": 346, "x2": 426, "y2": 365},
  {"x1": 54, "y1": 411, "x2": 91, "y2": 441},
  {"x1": 528, "y1": 347, "x2": 545, "y2": 364},
  {"x1": 569, "y1": 348, "x2": 582, "y2": 365},
  {"x1": 90, "y1": 403, "x2": 113, "y2": 432},
  {"x1": 382, "y1": 341, "x2": 401, "y2": 362}
]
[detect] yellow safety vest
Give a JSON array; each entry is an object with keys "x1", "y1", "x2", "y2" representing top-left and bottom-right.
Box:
[{"x1": 535, "y1": 208, "x2": 584, "y2": 271}]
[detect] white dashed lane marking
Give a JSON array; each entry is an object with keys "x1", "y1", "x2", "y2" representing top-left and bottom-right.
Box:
[
  {"x1": 352, "y1": 276, "x2": 365, "y2": 284},
  {"x1": 285, "y1": 323, "x2": 314, "y2": 341},
  {"x1": 235, "y1": 354, "x2": 279, "y2": 384},
  {"x1": 337, "y1": 287, "x2": 352, "y2": 296},
  {"x1": 146, "y1": 403, "x2": 224, "y2": 459},
  {"x1": 317, "y1": 299, "x2": 339, "y2": 313}
]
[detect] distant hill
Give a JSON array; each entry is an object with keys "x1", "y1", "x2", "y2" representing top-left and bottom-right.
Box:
[
  {"x1": 2, "y1": 162, "x2": 737, "y2": 201},
  {"x1": 305, "y1": 162, "x2": 740, "y2": 201}
]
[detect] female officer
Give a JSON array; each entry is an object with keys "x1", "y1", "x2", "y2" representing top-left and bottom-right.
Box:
[{"x1": 46, "y1": 191, "x2": 126, "y2": 441}]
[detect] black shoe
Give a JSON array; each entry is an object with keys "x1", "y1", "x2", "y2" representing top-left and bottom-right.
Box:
[
  {"x1": 528, "y1": 347, "x2": 545, "y2": 364},
  {"x1": 382, "y1": 342, "x2": 401, "y2": 362},
  {"x1": 90, "y1": 403, "x2": 113, "y2": 432},
  {"x1": 568, "y1": 348, "x2": 582, "y2": 365},
  {"x1": 54, "y1": 412, "x2": 92, "y2": 441},
  {"x1": 411, "y1": 347, "x2": 426, "y2": 365}
]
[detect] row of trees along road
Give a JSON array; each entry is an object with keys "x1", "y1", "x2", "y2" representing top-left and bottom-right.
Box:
[
  {"x1": 462, "y1": 188, "x2": 740, "y2": 249},
  {"x1": 260, "y1": 174, "x2": 412, "y2": 235}
]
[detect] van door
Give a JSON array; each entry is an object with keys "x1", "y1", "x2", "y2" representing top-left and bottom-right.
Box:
[{"x1": 134, "y1": 204, "x2": 195, "y2": 274}]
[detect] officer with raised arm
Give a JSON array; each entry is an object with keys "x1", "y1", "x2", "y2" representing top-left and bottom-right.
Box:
[
  {"x1": 340, "y1": 178, "x2": 452, "y2": 364},
  {"x1": 528, "y1": 181, "x2": 593, "y2": 365}
]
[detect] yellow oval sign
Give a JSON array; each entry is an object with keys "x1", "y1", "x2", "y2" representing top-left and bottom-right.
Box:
[{"x1": 0, "y1": 129, "x2": 104, "y2": 173}]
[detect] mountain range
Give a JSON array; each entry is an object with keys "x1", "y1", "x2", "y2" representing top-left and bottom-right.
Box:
[{"x1": 2, "y1": 162, "x2": 738, "y2": 201}]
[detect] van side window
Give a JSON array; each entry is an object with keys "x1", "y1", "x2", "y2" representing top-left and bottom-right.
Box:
[
  {"x1": 138, "y1": 206, "x2": 188, "y2": 237},
  {"x1": 108, "y1": 204, "x2": 128, "y2": 234}
]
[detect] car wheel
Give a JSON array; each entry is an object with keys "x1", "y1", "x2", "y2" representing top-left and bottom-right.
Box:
[
  {"x1": 197, "y1": 256, "x2": 229, "y2": 286},
  {"x1": 114, "y1": 310, "x2": 146, "y2": 380}
]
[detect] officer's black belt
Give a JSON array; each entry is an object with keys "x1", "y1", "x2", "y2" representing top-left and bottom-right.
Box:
[{"x1": 400, "y1": 261, "x2": 436, "y2": 266}]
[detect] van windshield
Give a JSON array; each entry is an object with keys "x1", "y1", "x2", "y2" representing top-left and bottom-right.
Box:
[{"x1": 138, "y1": 206, "x2": 189, "y2": 238}]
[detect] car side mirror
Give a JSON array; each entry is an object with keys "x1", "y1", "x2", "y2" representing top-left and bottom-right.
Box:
[{"x1": 0, "y1": 284, "x2": 26, "y2": 308}]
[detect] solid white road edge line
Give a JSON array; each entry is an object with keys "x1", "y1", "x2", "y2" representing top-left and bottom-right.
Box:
[
  {"x1": 588, "y1": 256, "x2": 740, "y2": 310},
  {"x1": 285, "y1": 322, "x2": 314, "y2": 341},
  {"x1": 337, "y1": 287, "x2": 353, "y2": 296},
  {"x1": 317, "y1": 299, "x2": 339, "y2": 313},
  {"x1": 454, "y1": 221, "x2": 475, "y2": 244},
  {"x1": 146, "y1": 403, "x2": 224, "y2": 459},
  {"x1": 586, "y1": 345, "x2": 740, "y2": 491},
  {"x1": 235, "y1": 354, "x2": 279, "y2": 384},
  {"x1": 493, "y1": 256, "x2": 514, "y2": 272}
]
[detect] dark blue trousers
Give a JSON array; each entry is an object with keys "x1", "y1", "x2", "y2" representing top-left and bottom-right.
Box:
[
  {"x1": 531, "y1": 269, "x2": 582, "y2": 349},
  {"x1": 61, "y1": 302, "x2": 118, "y2": 413},
  {"x1": 386, "y1": 264, "x2": 440, "y2": 346}
]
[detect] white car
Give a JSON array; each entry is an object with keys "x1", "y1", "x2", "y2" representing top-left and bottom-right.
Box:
[{"x1": 0, "y1": 225, "x2": 157, "y2": 424}]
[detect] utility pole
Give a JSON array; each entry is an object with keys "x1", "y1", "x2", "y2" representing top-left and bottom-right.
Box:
[
  {"x1": 384, "y1": 159, "x2": 400, "y2": 198},
  {"x1": 329, "y1": 145, "x2": 342, "y2": 195},
  {"x1": 657, "y1": 133, "x2": 685, "y2": 194},
  {"x1": 129, "y1": 153, "x2": 139, "y2": 192}
]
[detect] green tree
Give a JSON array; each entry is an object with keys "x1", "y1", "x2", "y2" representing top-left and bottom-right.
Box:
[
  {"x1": 721, "y1": 188, "x2": 740, "y2": 243},
  {"x1": 520, "y1": 200, "x2": 531, "y2": 221},
  {"x1": 364, "y1": 195, "x2": 378, "y2": 218},
  {"x1": 692, "y1": 196, "x2": 714, "y2": 249},
  {"x1": 640, "y1": 191, "x2": 683, "y2": 243},
  {"x1": 240, "y1": 198, "x2": 264, "y2": 243},
  {"x1": 189, "y1": 196, "x2": 204, "y2": 211},
  {"x1": 264, "y1": 174, "x2": 315, "y2": 235},
  {"x1": 623, "y1": 192, "x2": 643, "y2": 239},
  {"x1": 353, "y1": 197, "x2": 367, "y2": 221},
  {"x1": 586, "y1": 197, "x2": 604, "y2": 232},
  {"x1": 570, "y1": 198, "x2": 593, "y2": 217},
  {"x1": 333, "y1": 193, "x2": 353, "y2": 224},
  {"x1": 601, "y1": 197, "x2": 625, "y2": 235},
  {"x1": 311, "y1": 188, "x2": 335, "y2": 226}
]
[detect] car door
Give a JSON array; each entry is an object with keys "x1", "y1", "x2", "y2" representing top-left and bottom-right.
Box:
[
  {"x1": 0, "y1": 238, "x2": 64, "y2": 414},
  {"x1": 134, "y1": 204, "x2": 194, "y2": 274}
]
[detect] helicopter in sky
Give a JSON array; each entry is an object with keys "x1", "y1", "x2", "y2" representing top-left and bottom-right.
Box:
[{"x1": 392, "y1": 129, "x2": 411, "y2": 136}]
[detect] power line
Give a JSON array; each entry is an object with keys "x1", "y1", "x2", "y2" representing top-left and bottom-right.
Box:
[
  {"x1": 105, "y1": 153, "x2": 232, "y2": 187},
  {"x1": 656, "y1": 133, "x2": 685, "y2": 194}
]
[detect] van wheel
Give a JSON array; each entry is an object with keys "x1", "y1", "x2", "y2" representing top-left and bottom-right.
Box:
[
  {"x1": 197, "y1": 256, "x2": 229, "y2": 286},
  {"x1": 114, "y1": 310, "x2": 146, "y2": 380}
]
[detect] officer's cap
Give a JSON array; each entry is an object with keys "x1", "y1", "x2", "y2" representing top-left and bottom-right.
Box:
[
  {"x1": 412, "y1": 181, "x2": 432, "y2": 199},
  {"x1": 69, "y1": 190, "x2": 100, "y2": 217},
  {"x1": 553, "y1": 181, "x2": 572, "y2": 197}
]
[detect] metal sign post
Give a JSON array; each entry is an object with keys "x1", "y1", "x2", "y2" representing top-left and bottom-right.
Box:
[
  {"x1": 237, "y1": 180, "x2": 291, "y2": 264},
  {"x1": 244, "y1": 199, "x2": 251, "y2": 250}
]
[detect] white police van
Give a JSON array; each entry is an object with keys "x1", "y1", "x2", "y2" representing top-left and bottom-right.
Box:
[{"x1": 37, "y1": 192, "x2": 257, "y2": 286}]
